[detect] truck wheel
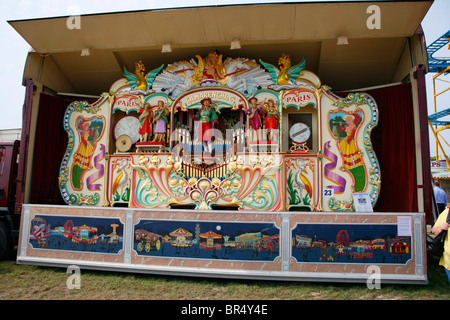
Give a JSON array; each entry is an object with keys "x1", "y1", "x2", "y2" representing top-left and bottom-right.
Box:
[{"x1": 0, "y1": 220, "x2": 12, "y2": 260}]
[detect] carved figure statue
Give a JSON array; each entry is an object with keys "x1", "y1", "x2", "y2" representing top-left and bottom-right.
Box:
[
  {"x1": 263, "y1": 99, "x2": 279, "y2": 141},
  {"x1": 123, "y1": 61, "x2": 164, "y2": 92},
  {"x1": 259, "y1": 54, "x2": 306, "y2": 87},
  {"x1": 246, "y1": 97, "x2": 264, "y2": 141},
  {"x1": 151, "y1": 101, "x2": 170, "y2": 143},
  {"x1": 153, "y1": 61, "x2": 196, "y2": 95},
  {"x1": 223, "y1": 58, "x2": 253, "y2": 93},
  {"x1": 151, "y1": 56, "x2": 273, "y2": 98},
  {"x1": 190, "y1": 52, "x2": 228, "y2": 86},
  {"x1": 134, "y1": 61, "x2": 147, "y2": 90},
  {"x1": 139, "y1": 103, "x2": 152, "y2": 142},
  {"x1": 193, "y1": 97, "x2": 219, "y2": 154}
]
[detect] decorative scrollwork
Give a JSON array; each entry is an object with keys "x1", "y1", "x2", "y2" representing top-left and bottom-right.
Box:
[{"x1": 328, "y1": 198, "x2": 354, "y2": 212}]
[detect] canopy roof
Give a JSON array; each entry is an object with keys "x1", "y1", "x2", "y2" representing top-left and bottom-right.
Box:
[
  {"x1": 170, "y1": 228, "x2": 193, "y2": 236},
  {"x1": 9, "y1": 1, "x2": 433, "y2": 94},
  {"x1": 432, "y1": 171, "x2": 450, "y2": 180},
  {"x1": 200, "y1": 231, "x2": 223, "y2": 239}
]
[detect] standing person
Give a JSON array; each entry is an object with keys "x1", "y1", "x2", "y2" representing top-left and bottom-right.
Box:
[
  {"x1": 434, "y1": 180, "x2": 447, "y2": 214},
  {"x1": 431, "y1": 208, "x2": 450, "y2": 283}
]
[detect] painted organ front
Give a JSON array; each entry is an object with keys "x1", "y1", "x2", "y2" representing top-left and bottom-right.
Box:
[{"x1": 59, "y1": 53, "x2": 380, "y2": 212}]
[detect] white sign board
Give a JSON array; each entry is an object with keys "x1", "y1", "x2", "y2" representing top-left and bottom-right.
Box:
[
  {"x1": 352, "y1": 193, "x2": 373, "y2": 212},
  {"x1": 397, "y1": 216, "x2": 412, "y2": 236}
]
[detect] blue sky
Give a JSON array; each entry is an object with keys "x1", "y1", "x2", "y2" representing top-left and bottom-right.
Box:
[{"x1": 0, "y1": 0, "x2": 449, "y2": 156}]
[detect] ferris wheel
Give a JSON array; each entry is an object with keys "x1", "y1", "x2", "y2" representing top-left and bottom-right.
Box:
[
  {"x1": 64, "y1": 220, "x2": 74, "y2": 239},
  {"x1": 336, "y1": 229, "x2": 350, "y2": 247}
]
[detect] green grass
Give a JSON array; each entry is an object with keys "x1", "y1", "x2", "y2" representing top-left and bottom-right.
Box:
[{"x1": 0, "y1": 254, "x2": 448, "y2": 300}]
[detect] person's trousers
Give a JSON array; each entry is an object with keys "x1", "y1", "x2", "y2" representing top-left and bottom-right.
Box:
[{"x1": 437, "y1": 203, "x2": 446, "y2": 214}]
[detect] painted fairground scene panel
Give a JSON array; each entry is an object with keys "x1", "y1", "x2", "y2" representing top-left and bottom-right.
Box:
[
  {"x1": 133, "y1": 219, "x2": 280, "y2": 261},
  {"x1": 291, "y1": 224, "x2": 411, "y2": 264},
  {"x1": 28, "y1": 215, "x2": 124, "y2": 254}
]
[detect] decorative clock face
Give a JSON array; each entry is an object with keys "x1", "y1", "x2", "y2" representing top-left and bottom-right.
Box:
[{"x1": 289, "y1": 122, "x2": 311, "y2": 143}]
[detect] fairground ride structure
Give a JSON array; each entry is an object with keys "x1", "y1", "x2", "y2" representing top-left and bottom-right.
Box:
[{"x1": 428, "y1": 30, "x2": 450, "y2": 172}]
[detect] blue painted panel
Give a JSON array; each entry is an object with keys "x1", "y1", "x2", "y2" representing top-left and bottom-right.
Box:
[
  {"x1": 28, "y1": 215, "x2": 124, "y2": 254},
  {"x1": 291, "y1": 224, "x2": 411, "y2": 264},
  {"x1": 133, "y1": 219, "x2": 280, "y2": 262}
]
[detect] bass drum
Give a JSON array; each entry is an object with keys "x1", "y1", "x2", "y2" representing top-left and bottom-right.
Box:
[
  {"x1": 115, "y1": 135, "x2": 133, "y2": 152},
  {"x1": 113, "y1": 116, "x2": 140, "y2": 152}
]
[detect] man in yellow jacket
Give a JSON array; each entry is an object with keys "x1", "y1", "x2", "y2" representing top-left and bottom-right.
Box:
[{"x1": 432, "y1": 208, "x2": 450, "y2": 283}]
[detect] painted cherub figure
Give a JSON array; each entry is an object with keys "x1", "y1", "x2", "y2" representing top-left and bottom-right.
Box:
[
  {"x1": 203, "y1": 51, "x2": 227, "y2": 83},
  {"x1": 190, "y1": 51, "x2": 228, "y2": 86}
]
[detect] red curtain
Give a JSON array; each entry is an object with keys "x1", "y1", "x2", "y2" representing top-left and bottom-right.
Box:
[
  {"x1": 30, "y1": 94, "x2": 96, "y2": 205},
  {"x1": 339, "y1": 84, "x2": 418, "y2": 212},
  {"x1": 30, "y1": 94, "x2": 67, "y2": 204}
]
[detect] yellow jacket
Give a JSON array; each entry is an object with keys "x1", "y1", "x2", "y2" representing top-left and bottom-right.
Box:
[{"x1": 433, "y1": 209, "x2": 450, "y2": 270}]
